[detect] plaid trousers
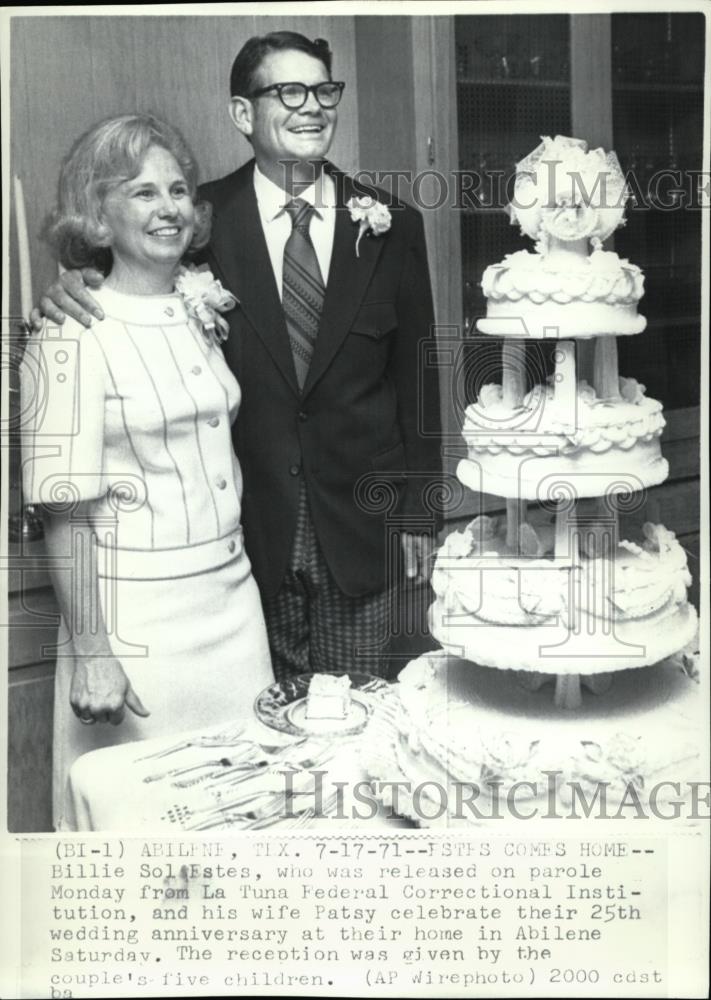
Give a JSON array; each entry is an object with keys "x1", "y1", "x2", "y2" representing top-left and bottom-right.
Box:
[{"x1": 262, "y1": 485, "x2": 392, "y2": 681}]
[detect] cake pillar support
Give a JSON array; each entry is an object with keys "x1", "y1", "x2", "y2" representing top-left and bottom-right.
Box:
[
  {"x1": 553, "y1": 340, "x2": 577, "y2": 413},
  {"x1": 554, "y1": 673, "x2": 583, "y2": 710},
  {"x1": 554, "y1": 498, "x2": 577, "y2": 561},
  {"x1": 506, "y1": 499, "x2": 528, "y2": 552},
  {"x1": 553, "y1": 498, "x2": 583, "y2": 710},
  {"x1": 593, "y1": 336, "x2": 619, "y2": 399},
  {"x1": 597, "y1": 494, "x2": 619, "y2": 554},
  {"x1": 502, "y1": 337, "x2": 529, "y2": 554},
  {"x1": 501, "y1": 338, "x2": 526, "y2": 408},
  {"x1": 577, "y1": 338, "x2": 596, "y2": 385}
]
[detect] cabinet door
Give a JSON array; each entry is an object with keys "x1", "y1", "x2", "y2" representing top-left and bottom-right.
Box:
[
  {"x1": 454, "y1": 14, "x2": 573, "y2": 335},
  {"x1": 610, "y1": 11, "x2": 704, "y2": 410}
]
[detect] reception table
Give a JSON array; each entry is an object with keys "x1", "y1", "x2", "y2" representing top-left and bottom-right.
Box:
[{"x1": 66, "y1": 683, "x2": 409, "y2": 832}]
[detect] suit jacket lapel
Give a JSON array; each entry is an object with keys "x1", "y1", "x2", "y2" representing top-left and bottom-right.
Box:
[
  {"x1": 302, "y1": 169, "x2": 385, "y2": 398},
  {"x1": 208, "y1": 161, "x2": 299, "y2": 397},
  {"x1": 208, "y1": 162, "x2": 384, "y2": 400}
]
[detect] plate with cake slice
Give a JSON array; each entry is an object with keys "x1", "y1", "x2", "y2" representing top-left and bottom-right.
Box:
[{"x1": 254, "y1": 672, "x2": 390, "y2": 737}]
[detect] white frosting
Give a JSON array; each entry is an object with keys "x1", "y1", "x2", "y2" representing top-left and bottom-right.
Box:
[
  {"x1": 477, "y1": 137, "x2": 645, "y2": 339},
  {"x1": 476, "y1": 246, "x2": 647, "y2": 340},
  {"x1": 430, "y1": 588, "x2": 697, "y2": 674},
  {"x1": 360, "y1": 652, "x2": 702, "y2": 826},
  {"x1": 465, "y1": 376, "x2": 665, "y2": 455},
  {"x1": 432, "y1": 518, "x2": 692, "y2": 630},
  {"x1": 457, "y1": 449, "x2": 669, "y2": 501},
  {"x1": 508, "y1": 136, "x2": 629, "y2": 245},
  {"x1": 460, "y1": 375, "x2": 668, "y2": 498},
  {"x1": 305, "y1": 673, "x2": 352, "y2": 720},
  {"x1": 481, "y1": 249, "x2": 644, "y2": 307}
]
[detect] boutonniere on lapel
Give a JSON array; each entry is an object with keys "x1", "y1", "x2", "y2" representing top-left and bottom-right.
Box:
[
  {"x1": 346, "y1": 196, "x2": 392, "y2": 258},
  {"x1": 174, "y1": 264, "x2": 238, "y2": 346}
]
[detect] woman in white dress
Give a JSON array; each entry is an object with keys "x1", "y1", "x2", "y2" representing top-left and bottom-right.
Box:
[{"x1": 21, "y1": 114, "x2": 274, "y2": 830}]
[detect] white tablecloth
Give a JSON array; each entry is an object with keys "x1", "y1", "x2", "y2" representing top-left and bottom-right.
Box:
[{"x1": 67, "y1": 708, "x2": 407, "y2": 832}]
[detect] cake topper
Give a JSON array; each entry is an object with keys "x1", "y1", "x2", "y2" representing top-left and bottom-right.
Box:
[{"x1": 508, "y1": 135, "x2": 628, "y2": 250}]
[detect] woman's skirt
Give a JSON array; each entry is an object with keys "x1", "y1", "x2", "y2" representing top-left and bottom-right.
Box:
[{"x1": 52, "y1": 545, "x2": 273, "y2": 830}]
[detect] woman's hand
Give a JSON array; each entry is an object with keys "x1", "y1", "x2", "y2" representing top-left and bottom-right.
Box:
[
  {"x1": 70, "y1": 656, "x2": 150, "y2": 726},
  {"x1": 30, "y1": 266, "x2": 106, "y2": 330}
]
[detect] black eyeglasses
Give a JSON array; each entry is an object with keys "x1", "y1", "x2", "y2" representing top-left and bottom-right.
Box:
[{"x1": 248, "y1": 81, "x2": 345, "y2": 110}]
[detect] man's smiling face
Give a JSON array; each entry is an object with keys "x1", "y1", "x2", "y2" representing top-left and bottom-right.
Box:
[{"x1": 245, "y1": 49, "x2": 338, "y2": 178}]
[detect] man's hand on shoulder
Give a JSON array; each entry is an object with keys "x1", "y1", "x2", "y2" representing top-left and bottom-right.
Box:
[{"x1": 31, "y1": 266, "x2": 106, "y2": 330}]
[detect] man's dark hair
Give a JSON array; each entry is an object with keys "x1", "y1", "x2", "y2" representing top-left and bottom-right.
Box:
[{"x1": 230, "y1": 31, "x2": 333, "y2": 98}]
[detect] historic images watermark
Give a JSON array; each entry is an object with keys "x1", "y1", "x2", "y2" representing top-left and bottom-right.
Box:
[
  {"x1": 276, "y1": 160, "x2": 711, "y2": 213},
  {"x1": 279, "y1": 771, "x2": 711, "y2": 823}
]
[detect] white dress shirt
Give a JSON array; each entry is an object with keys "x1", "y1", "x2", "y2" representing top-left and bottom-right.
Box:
[{"x1": 253, "y1": 163, "x2": 336, "y2": 295}]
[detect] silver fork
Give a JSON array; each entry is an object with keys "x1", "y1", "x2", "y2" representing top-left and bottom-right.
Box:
[
  {"x1": 173, "y1": 741, "x2": 322, "y2": 789},
  {"x1": 143, "y1": 738, "x2": 308, "y2": 783},
  {"x1": 172, "y1": 759, "x2": 272, "y2": 789},
  {"x1": 192, "y1": 792, "x2": 339, "y2": 833},
  {"x1": 245, "y1": 792, "x2": 340, "y2": 831},
  {"x1": 185, "y1": 789, "x2": 312, "y2": 831},
  {"x1": 143, "y1": 747, "x2": 257, "y2": 784},
  {"x1": 134, "y1": 726, "x2": 248, "y2": 762},
  {"x1": 178, "y1": 745, "x2": 334, "y2": 795},
  {"x1": 176, "y1": 743, "x2": 336, "y2": 828}
]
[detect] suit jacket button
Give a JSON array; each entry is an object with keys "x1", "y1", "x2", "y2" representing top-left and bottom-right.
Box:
[
  {"x1": 289, "y1": 463, "x2": 301, "y2": 477},
  {"x1": 228, "y1": 539, "x2": 236, "y2": 553},
  {"x1": 298, "y1": 411, "x2": 308, "y2": 422}
]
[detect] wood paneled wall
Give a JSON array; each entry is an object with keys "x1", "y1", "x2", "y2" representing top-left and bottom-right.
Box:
[
  {"x1": 9, "y1": 13, "x2": 360, "y2": 315},
  {"x1": 355, "y1": 17, "x2": 416, "y2": 193}
]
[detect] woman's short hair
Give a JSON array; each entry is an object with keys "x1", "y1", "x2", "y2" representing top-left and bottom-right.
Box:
[
  {"x1": 229, "y1": 31, "x2": 332, "y2": 98},
  {"x1": 46, "y1": 113, "x2": 212, "y2": 271}
]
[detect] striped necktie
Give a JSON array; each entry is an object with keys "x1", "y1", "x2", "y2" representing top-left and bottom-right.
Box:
[{"x1": 282, "y1": 198, "x2": 325, "y2": 390}]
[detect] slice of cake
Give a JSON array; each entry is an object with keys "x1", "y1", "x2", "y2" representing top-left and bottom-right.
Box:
[{"x1": 305, "y1": 673, "x2": 352, "y2": 720}]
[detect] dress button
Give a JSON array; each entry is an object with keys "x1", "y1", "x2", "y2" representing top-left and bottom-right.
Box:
[
  {"x1": 207, "y1": 417, "x2": 220, "y2": 428},
  {"x1": 298, "y1": 411, "x2": 308, "y2": 422},
  {"x1": 289, "y1": 464, "x2": 301, "y2": 477},
  {"x1": 165, "y1": 306, "x2": 174, "y2": 317},
  {"x1": 192, "y1": 365, "x2": 202, "y2": 375},
  {"x1": 228, "y1": 539, "x2": 236, "y2": 554},
  {"x1": 216, "y1": 477, "x2": 227, "y2": 490}
]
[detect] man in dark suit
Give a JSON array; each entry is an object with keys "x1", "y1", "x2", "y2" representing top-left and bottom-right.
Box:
[{"x1": 36, "y1": 30, "x2": 441, "y2": 679}]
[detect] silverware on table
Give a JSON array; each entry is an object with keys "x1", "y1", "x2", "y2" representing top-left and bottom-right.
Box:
[
  {"x1": 172, "y1": 740, "x2": 318, "y2": 789},
  {"x1": 172, "y1": 759, "x2": 271, "y2": 789},
  {"x1": 186, "y1": 789, "x2": 339, "y2": 832},
  {"x1": 134, "y1": 726, "x2": 248, "y2": 762},
  {"x1": 195, "y1": 746, "x2": 335, "y2": 792},
  {"x1": 143, "y1": 737, "x2": 310, "y2": 783},
  {"x1": 245, "y1": 791, "x2": 340, "y2": 831},
  {"x1": 178, "y1": 747, "x2": 337, "y2": 827},
  {"x1": 143, "y1": 749, "x2": 254, "y2": 784}
]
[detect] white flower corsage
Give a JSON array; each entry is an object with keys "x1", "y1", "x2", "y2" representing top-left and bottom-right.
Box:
[
  {"x1": 174, "y1": 264, "x2": 237, "y2": 345},
  {"x1": 346, "y1": 196, "x2": 391, "y2": 257}
]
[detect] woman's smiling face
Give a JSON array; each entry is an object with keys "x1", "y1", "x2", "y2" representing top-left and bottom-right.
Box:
[{"x1": 100, "y1": 145, "x2": 195, "y2": 273}]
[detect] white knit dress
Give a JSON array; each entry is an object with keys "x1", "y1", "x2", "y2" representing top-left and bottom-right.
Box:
[{"x1": 21, "y1": 285, "x2": 273, "y2": 830}]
